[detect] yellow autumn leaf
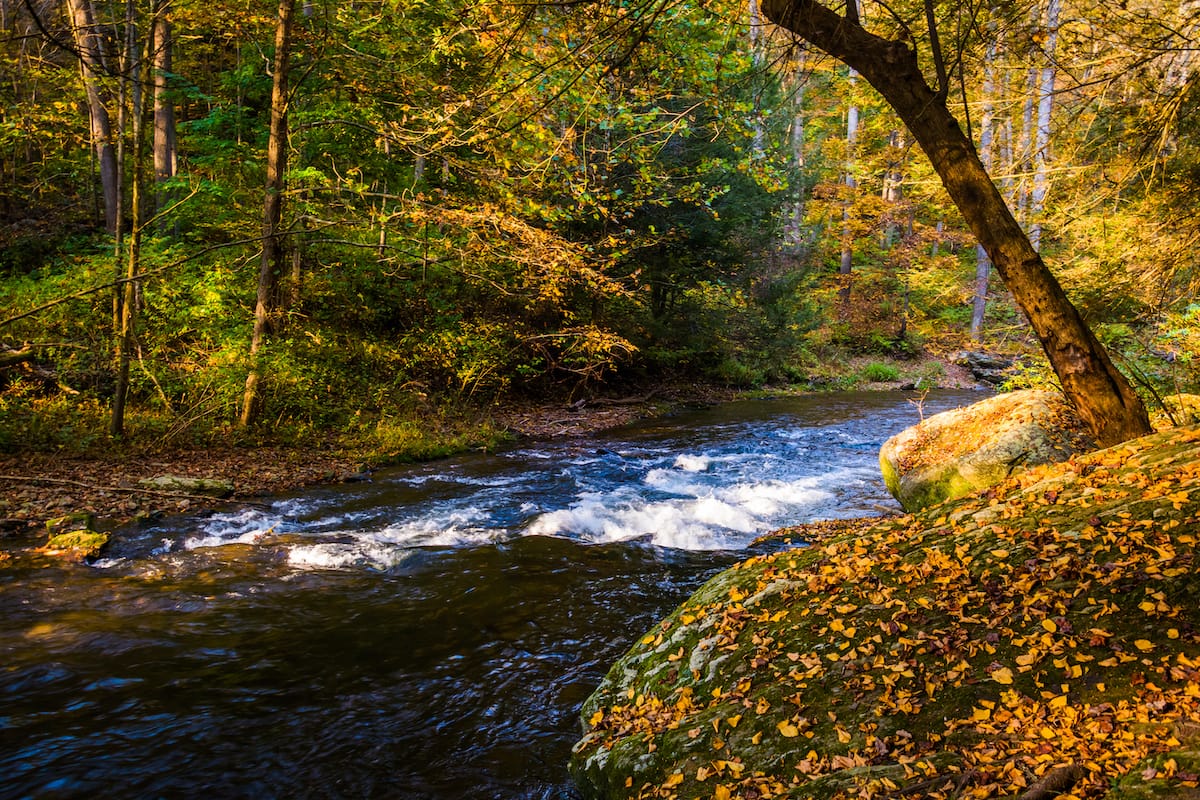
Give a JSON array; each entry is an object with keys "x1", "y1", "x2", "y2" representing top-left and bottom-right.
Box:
[
  {"x1": 663, "y1": 772, "x2": 684, "y2": 788},
  {"x1": 1042, "y1": 619, "x2": 1058, "y2": 633},
  {"x1": 1049, "y1": 694, "x2": 1068, "y2": 709},
  {"x1": 1134, "y1": 639, "x2": 1155, "y2": 652},
  {"x1": 714, "y1": 786, "x2": 731, "y2": 800},
  {"x1": 972, "y1": 706, "x2": 992, "y2": 721},
  {"x1": 588, "y1": 710, "x2": 604, "y2": 726},
  {"x1": 835, "y1": 725, "x2": 852, "y2": 743},
  {"x1": 990, "y1": 549, "x2": 1010, "y2": 558},
  {"x1": 992, "y1": 667, "x2": 1014, "y2": 685},
  {"x1": 777, "y1": 720, "x2": 800, "y2": 738},
  {"x1": 726, "y1": 714, "x2": 741, "y2": 728}
]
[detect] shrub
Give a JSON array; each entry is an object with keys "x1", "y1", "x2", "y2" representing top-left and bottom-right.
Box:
[{"x1": 861, "y1": 362, "x2": 901, "y2": 383}]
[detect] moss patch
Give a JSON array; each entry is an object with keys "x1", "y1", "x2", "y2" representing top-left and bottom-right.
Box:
[
  {"x1": 41, "y1": 530, "x2": 109, "y2": 560},
  {"x1": 571, "y1": 424, "x2": 1200, "y2": 799}
]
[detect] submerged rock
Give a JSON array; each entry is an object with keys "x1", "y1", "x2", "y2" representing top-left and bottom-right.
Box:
[
  {"x1": 878, "y1": 389, "x2": 1095, "y2": 512},
  {"x1": 569, "y1": 424, "x2": 1200, "y2": 799}
]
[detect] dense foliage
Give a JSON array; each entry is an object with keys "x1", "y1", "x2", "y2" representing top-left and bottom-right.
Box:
[{"x1": 0, "y1": 0, "x2": 1197, "y2": 451}]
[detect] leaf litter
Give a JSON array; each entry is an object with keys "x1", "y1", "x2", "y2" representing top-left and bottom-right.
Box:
[{"x1": 571, "y1": 424, "x2": 1200, "y2": 799}]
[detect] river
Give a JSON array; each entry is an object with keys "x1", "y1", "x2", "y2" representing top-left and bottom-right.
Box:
[{"x1": 0, "y1": 390, "x2": 980, "y2": 799}]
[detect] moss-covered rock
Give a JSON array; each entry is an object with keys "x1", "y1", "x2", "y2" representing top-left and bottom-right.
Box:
[
  {"x1": 45, "y1": 511, "x2": 96, "y2": 535},
  {"x1": 879, "y1": 389, "x2": 1095, "y2": 512},
  {"x1": 41, "y1": 529, "x2": 109, "y2": 561},
  {"x1": 137, "y1": 475, "x2": 234, "y2": 497},
  {"x1": 570, "y1": 424, "x2": 1200, "y2": 800}
]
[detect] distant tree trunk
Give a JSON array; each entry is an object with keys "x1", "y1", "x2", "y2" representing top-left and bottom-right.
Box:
[
  {"x1": 881, "y1": 128, "x2": 904, "y2": 248},
  {"x1": 971, "y1": 38, "x2": 998, "y2": 340},
  {"x1": 240, "y1": 0, "x2": 295, "y2": 427},
  {"x1": 151, "y1": 0, "x2": 177, "y2": 229},
  {"x1": 749, "y1": 0, "x2": 766, "y2": 156},
  {"x1": 1016, "y1": 66, "x2": 1037, "y2": 224},
  {"x1": 1029, "y1": 0, "x2": 1060, "y2": 252},
  {"x1": 111, "y1": 20, "x2": 151, "y2": 437},
  {"x1": 65, "y1": 0, "x2": 118, "y2": 234},
  {"x1": 838, "y1": 61, "x2": 859, "y2": 314},
  {"x1": 762, "y1": 0, "x2": 1153, "y2": 446}
]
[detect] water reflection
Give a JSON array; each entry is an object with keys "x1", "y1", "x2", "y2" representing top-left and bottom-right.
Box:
[{"x1": 0, "y1": 391, "x2": 980, "y2": 799}]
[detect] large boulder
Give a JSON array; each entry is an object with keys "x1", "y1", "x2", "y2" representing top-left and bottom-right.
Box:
[
  {"x1": 568, "y1": 424, "x2": 1200, "y2": 800},
  {"x1": 878, "y1": 389, "x2": 1095, "y2": 512}
]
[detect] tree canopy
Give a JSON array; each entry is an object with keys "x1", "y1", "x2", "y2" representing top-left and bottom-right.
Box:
[{"x1": 0, "y1": 0, "x2": 1197, "y2": 451}]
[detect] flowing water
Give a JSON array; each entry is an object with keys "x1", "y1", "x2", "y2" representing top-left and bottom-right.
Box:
[{"x1": 0, "y1": 391, "x2": 980, "y2": 799}]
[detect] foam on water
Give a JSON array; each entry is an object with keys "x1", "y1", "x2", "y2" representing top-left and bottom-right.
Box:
[
  {"x1": 121, "y1": 392, "x2": 983, "y2": 569},
  {"x1": 523, "y1": 476, "x2": 837, "y2": 550}
]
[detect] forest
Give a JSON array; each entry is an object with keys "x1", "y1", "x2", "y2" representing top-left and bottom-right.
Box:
[{"x1": 2, "y1": 0, "x2": 1199, "y2": 458}]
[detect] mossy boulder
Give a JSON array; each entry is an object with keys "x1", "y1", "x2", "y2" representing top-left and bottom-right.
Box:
[
  {"x1": 41, "y1": 529, "x2": 109, "y2": 561},
  {"x1": 137, "y1": 475, "x2": 234, "y2": 497},
  {"x1": 878, "y1": 389, "x2": 1095, "y2": 512},
  {"x1": 570, "y1": 424, "x2": 1200, "y2": 800}
]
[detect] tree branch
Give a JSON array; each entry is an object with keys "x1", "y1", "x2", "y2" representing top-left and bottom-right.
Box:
[{"x1": 924, "y1": 0, "x2": 949, "y2": 99}]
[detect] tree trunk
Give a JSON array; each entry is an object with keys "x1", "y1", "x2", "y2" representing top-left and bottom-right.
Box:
[
  {"x1": 152, "y1": 0, "x2": 177, "y2": 230},
  {"x1": 65, "y1": 0, "x2": 119, "y2": 234},
  {"x1": 1029, "y1": 0, "x2": 1060, "y2": 252},
  {"x1": 111, "y1": 12, "x2": 151, "y2": 437},
  {"x1": 971, "y1": 38, "x2": 998, "y2": 340},
  {"x1": 838, "y1": 66, "x2": 859, "y2": 314},
  {"x1": 240, "y1": 0, "x2": 295, "y2": 428},
  {"x1": 762, "y1": 0, "x2": 1152, "y2": 446}
]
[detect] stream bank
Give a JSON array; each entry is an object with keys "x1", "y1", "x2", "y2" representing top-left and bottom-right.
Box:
[{"x1": 570, "y1": 423, "x2": 1200, "y2": 799}]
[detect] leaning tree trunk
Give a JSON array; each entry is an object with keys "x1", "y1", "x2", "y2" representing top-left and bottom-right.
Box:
[
  {"x1": 762, "y1": 0, "x2": 1152, "y2": 447},
  {"x1": 240, "y1": 0, "x2": 295, "y2": 428}
]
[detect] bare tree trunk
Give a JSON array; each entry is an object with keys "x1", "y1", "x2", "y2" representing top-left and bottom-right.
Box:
[
  {"x1": 762, "y1": 0, "x2": 1152, "y2": 446},
  {"x1": 152, "y1": 0, "x2": 177, "y2": 231},
  {"x1": 838, "y1": 60, "x2": 859, "y2": 314},
  {"x1": 240, "y1": 0, "x2": 295, "y2": 428},
  {"x1": 1016, "y1": 66, "x2": 1036, "y2": 224},
  {"x1": 111, "y1": 14, "x2": 151, "y2": 437},
  {"x1": 1029, "y1": 0, "x2": 1060, "y2": 252},
  {"x1": 782, "y1": 53, "x2": 810, "y2": 252},
  {"x1": 971, "y1": 38, "x2": 998, "y2": 340},
  {"x1": 65, "y1": 0, "x2": 118, "y2": 234}
]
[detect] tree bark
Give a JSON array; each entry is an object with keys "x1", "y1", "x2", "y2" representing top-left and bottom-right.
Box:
[
  {"x1": 1029, "y1": 0, "x2": 1060, "y2": 252},
  {"x1": 111, "y1": 9, "x2": 152, "y2": 437},
  {"x1": 65, "y1": 0, "x2": 119, "y2": 234},
  {"x1": 971, "y1": 38, "x2": 998, "y2": 340},
  {"x1": 761, "y1": 0, "x2": 1152, "y2": 446},
  {"x1": 838, "y1": 64, "x2": 859, "y2": 314},
  {"x1": 240, "y1": 0, "x2": 295, "y2": 427},
  {"x1": 152, "y1": 0, "x2": 177, "y2": 230}
]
